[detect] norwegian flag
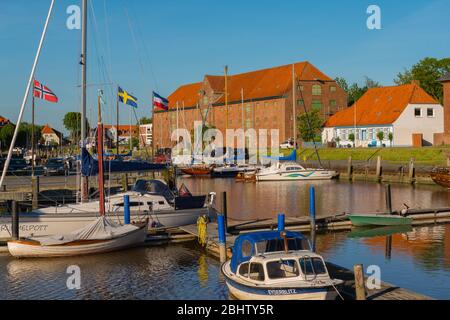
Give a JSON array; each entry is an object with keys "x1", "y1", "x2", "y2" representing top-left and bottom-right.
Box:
[{"x1": 33, "y1": 79, "x2": 58, "y2": 103}]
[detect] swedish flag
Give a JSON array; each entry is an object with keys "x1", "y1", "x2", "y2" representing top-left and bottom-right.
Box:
[{"x1": 118, "y1": 86, "x2": 138, "y2": 108}]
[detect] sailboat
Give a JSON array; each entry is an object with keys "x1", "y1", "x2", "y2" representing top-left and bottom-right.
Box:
[{"x1": 7, "y1": 91, "x2": 148, "y2": 258}]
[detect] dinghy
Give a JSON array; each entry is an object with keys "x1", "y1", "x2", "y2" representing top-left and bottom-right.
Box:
[
  {"x1": 348, "y1": 214, "x2": 413, "y2": 227},
  {"x1": 221, "y1": 231, "x2": 343, "y2": 300}
]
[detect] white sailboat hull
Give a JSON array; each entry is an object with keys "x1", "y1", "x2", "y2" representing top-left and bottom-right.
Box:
[
  {"x1": 7, "y1": 225, "x2": 147, "y2": 258},
  {"x1": 0, "y1": 207, "x2": 211, "y2": 239}
]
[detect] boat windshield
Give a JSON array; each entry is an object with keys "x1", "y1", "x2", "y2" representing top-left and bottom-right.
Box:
[
  {"x1": 132, "y1": 179, "x2": 174, "y2": 202},
  {"x1": 298, "y1": 257, "x2": 327, "y2": 276},
  {"x1": 255, "y1": 238, "x2": 308, "y2": 254},
  {"x1": 266, "y1": 259, "x2": 299, "y2": 279}
]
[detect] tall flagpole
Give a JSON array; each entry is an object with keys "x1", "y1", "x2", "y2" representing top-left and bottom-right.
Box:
[
  {"x1": 151, "y1": 92, "x2": 155, "y2": 158},
  {"x1": 116, "y1": 86, "x2": 120, "y2": 155},
  {"x1": 0, "y1": 0, "x2": 55, "y2": 189},
  {"x1": 129, "y1": 108, "x2": 132, "y2": 151},
  {"x1": 31, "y1": 94, "x2": 35, "y2": 177},
  {"x1": 80, "y1": 0, "x2": 89, "y2": 202}
]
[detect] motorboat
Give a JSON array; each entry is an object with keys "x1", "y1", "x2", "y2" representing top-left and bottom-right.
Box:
[
  {"x1": 221, "y1": 231, "x2": 343, "y2": 300},
  {"x1": 0, "y1": 179, "x2": 216, "y2": 239},
  {"x1": 180, "y1": 165, "x2": 211, "y2": 176},
  {"x1": 256, "y1": 162, "x2": 338, "y2": 181}
]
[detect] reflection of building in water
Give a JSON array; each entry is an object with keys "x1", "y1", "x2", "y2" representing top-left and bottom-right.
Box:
[{"x1": 363, "y1": 225, "x2": 449, "y2": 270}]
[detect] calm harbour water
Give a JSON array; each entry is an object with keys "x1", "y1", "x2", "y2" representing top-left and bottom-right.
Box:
[{"x1": 0, "y1": 179, "x2": 449, "y2": 299}]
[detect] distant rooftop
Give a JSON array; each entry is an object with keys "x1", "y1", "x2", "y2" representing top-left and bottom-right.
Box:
[{"x1": 439, "y1": 72, "x2": 450, "y2": 82}]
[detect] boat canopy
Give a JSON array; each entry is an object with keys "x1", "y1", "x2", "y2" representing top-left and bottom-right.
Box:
[{"x1": 230, "y1": 231, "x2": 308, "y2": 273}]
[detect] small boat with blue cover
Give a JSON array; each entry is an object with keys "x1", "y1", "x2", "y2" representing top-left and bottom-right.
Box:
[{"x1": 221, "y1": 231, "x2": 343, "y2": 300}]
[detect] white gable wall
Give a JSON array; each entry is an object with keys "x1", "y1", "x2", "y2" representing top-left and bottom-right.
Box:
[{"x1": 393, "y1": 103, "x2": 443, "y2": 146}]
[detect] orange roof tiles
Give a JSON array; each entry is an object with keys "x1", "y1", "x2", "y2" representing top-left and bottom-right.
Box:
[
  {"x1": 41, "y1": 124, "x2": 56, "y2": 135},
  {"x1": 167, "y1": 61, "x2": 333, "y2": 109},
  {"x1": 324, "y1": 83, "x2": 439, "y2": 127}
]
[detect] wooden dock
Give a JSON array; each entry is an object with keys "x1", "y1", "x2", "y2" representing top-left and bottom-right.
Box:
[{"x1": 179, "y1": 221, "x2": 434, "y2": 300}]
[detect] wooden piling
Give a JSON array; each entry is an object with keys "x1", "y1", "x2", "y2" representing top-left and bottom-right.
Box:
[
  {"x1": 122, "y1": 173, "x2": 129, "y2": 191},
  {"x1": 354, "y1": 264, "x2": 366, "y2": 300},
  {"x1": 385, "y1": 184, "x2": 392, "y2": 214},
  {"x1": 408, "y1": 158, "x2": 416, "y2": 184},
  {"x1": 222, "y1": 191, "x2": 228, "y2": 231},
  {"x1": 11, "y1": 200, "x2": 19, "y2": 240},
  {"x1": 347, "y1": 156, "x2": 353, "y2": 181},
  {"x1": 376, "y1": 156, "x2": 382, "y2": 182},
  {"x1": 31, "y1": 175, "x2": 39, "y2": 210}
]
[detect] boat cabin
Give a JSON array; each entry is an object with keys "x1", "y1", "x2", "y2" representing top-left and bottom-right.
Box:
[{"x1": 230, "y1": 231, "x2": 310, "y2": 273}]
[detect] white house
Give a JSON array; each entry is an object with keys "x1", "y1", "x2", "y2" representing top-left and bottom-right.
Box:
[
  {"x1": 139, "y1": 124, "x2": 152, "y2": 147},
  {"x1": 322, "y1": 82, "x2": 444, "y2": 147},
  {"x1": 41, "y1": 124, "x2": 62, "y2": 146}
]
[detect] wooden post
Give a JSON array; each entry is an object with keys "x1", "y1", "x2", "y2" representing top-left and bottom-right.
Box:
[
  {"x1": 31, "y1": 175, "x2": 39, "y2": 210},
  {"x1": 222, "y1": 191, "x2": 228, "y2": 232},
  {"x1": 385, "y1": 184, "x2": 392, "y2": 214},
  {"x1": 408, "y1": 158, "x2": 415, "y2": 184},
  {"x1": 347, "y1": 156, "x2": 353, "y2": 181},
  {"x1": 122, "y1": 173, "x2": 129, "y2": 191},
  {"x1": 354, "y1": 264, "x2": 366, "y2": 300},
  {"x1": 11, "y1": 200, "x2": 19, "y2": 240},
  {"x1": 376, "y1": 156, "x2": 382, "y2": 182}
]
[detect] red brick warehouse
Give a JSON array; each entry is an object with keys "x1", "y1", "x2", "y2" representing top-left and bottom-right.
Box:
[{"x1": 153, "y1": 61, "x2": 348, "y2": 148}]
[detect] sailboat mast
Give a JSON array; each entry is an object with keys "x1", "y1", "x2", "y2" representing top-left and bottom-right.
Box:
[
  {"x1": 80, "y1": 0, "x2": 89, "y2": 202},
  {"x1": 292, "y1": 64, "x2": 297, "y2": 150},
  {"x1": 0, "y1": 0, "x2": 55, "y2": 189},
  {"x1": 97, "y1": 94, "x2": 105, "y2": 216},
  {"x1": 116, "y1": 86, "x2": 120, "y2": 155}
]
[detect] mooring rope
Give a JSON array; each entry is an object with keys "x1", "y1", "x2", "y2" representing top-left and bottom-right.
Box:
[{"x1": 197, "y1": 215, "x2": 208, "y2": 247}]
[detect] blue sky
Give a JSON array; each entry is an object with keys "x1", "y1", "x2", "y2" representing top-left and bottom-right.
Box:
[{"x1": 0, "y1": 0, "x2": 449, "y2": 134}]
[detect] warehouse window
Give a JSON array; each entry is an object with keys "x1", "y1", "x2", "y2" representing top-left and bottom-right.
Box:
[
  {"x1": 312, "y1": 85, "x2": 322, "y2": 95},
  {"x1": 311, "y1": 100, "x2": 322, "y2": 110},
  {"x1": 297, "y1": 99, "x2": 304, "y2": 106},
  {"x1": 330, "y1": 100, "x2": 337, "y2": 107},
  {"x1": 330, "y1": 86, "x2": 336, "y2": 92}
]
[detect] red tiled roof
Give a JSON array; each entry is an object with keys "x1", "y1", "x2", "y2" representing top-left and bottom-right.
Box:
[
  {"x1": 324, "y1": 83, "x2": 439, "y2": 127},
  {"x1": 167, "y1": 61, "x2": 334, "y2": 109},
  {"x1": 41, "y1": 124, "x2": 57, "y2": 134},
  {"x1": 0, "y1": 116, "x2": 9, "y2": 124}
]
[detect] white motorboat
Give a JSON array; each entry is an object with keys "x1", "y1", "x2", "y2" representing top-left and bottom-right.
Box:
[
  {"x1": 256, "y1": 162, "x2": 338, "y2": 181},
  {"x1": 221, "y1": 231, "x2": 343, "y2": 300},
  {"x1": 0, "y1": 179, "x2": 215, "y2": 239}
]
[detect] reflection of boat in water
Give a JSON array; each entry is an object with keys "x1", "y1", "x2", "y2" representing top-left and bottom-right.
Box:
[
  {"x1": 348, "y1": 225, "x2": 413, "y2": 238},
  {"x1": 7, "y1": 217, "x2": 147, "y2": 258},
  {"x1": 0, "y1": 180, "x2": 215, "y2": 239},
  {"x1": 348, "y1": 214, "x2": 412, "y2": 227},
  {"x1": 430, "y1": 168, "x2": 450, "y2": 188},
  {"x1": 256, "y1": 162, "x2": 338, "y2": 181},
  {"x1": 221, "y1": 231, "x2": 343, "y2": 300}
]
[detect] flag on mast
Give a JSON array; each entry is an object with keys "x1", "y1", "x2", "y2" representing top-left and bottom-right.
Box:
[
  {"x1": 33, "y1": 80, "x2": 58, "y2": 103},
  {"x1": 118, "y1": 86, "x2": 138, "y2": 108},
  {"x1": 152, "y1": 92, "x2": 169, "y2": 110}
]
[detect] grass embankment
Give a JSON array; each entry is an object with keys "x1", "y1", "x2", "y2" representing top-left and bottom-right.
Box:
[{"x1": 293, "y1": 147, "x2": 450, "y2": 166}]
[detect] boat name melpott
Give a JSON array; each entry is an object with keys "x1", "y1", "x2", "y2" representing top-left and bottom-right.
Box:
[{"x1": 0, "y1": 224, "x2": 49, "y2": 232}]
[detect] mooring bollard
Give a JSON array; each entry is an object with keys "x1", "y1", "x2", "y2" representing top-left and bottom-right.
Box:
[
  {"x1": 11, "y1": 200, "x2": 19, "y2": 240},
  {"x1": 408, "y1": 158, "x2": 416, "y2": 184},
  {"x1": 222, "y1": 191, "x2": 228, "y2": 232},
  {"x1": 277, "y1": 213, "x2": 285, "y2": 232},
  {"x1": 123, "y1": 195, "x2": 130, "y2": 225},
  {"x1": 385, "y1": 184, "x2": 392, "y2": 214},
  {"x1": 217, "y1": 214, "x2": 227, "y2": 263},
  {"x1": 309, "y1": 186, "x2": 316, "y2": 230},
  {"x1": 354, "y1": 264, "x2": 366, "y2": 300}
]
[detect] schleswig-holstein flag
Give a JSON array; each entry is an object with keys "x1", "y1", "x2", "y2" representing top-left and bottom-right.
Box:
[
  {"x1": 152, "y1": 91, "x2": 169, "y2": 110},
  {"x1": 118, "y1": 87, "x2": 138, "y2": 108}
]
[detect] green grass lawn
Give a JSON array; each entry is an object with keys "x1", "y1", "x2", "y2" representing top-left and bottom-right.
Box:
[{"x1": 291, "y1": 146, "x2": 450, "y2": 165}]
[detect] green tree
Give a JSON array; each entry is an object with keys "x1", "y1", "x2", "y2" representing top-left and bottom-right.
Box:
[
  {"x1": 335, "y1": 76, "x2": 380, "y2": 106},
  {"x1": 139, "y1": 117, "x2": 152, "y2": 125},
  {"x1": 377, "y1": 131, "x2": 384, "y2": 146},
  {"x1": 334, "y1": 77, "x2": 349, "y2": 93},
  {"x1": 394, "y1": 57, "x2": 450, "y2": 104},
  {"x1": 63, "y1": 112, "x2": 89, "y2": 144},
  {"x1": 0, "y1": 123, "x2": 15, "y2": 150},
  {"x1": 388, "y1": 132, "x2": 394, "y2": 147},
  {"x1": 297, "y1": 109, "x2": 324, "y2": 142},
  {"x1": 348, "y1": 133, "x2": 355, "y2": 147}
]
